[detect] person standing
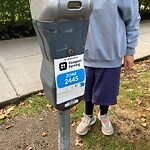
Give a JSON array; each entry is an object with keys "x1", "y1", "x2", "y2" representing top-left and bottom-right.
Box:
[{"x1": 76, "y1": 0, "x2": 141, "y2": 136}]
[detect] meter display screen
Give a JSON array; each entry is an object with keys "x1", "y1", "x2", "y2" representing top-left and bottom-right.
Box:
[{"x1": 68, "y1": 1, "x2": 82, "y2": 9}]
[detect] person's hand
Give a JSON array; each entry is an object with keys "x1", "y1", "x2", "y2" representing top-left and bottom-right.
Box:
[{"x1": 124, "y1": 55, "x2": 134, "y2": 70}]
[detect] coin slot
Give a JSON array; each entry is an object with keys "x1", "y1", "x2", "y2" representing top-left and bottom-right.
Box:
[{"x1": 68, "y1": 1, "x2": 82, "y2": 9}]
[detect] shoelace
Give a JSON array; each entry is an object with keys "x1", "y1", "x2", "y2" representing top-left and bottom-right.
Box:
[
  {"x1": 82, "y1": 116, "x2": 90, "y2": 124},
  {"x1": 101, "y1": 118, "x2": 109, "y2": 127}
]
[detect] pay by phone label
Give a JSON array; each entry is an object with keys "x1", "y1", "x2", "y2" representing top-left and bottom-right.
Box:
[{"x1": 54, "y1": 54, "x2": 85, "y2": 104}]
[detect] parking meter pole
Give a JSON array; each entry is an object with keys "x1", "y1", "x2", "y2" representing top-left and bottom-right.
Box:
[{"x1": 58, "y1": 110, "x2": 70, "y2": 150}]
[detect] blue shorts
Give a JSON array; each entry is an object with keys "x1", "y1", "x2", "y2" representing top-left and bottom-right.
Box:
[{"x1": 84, "y1": 66, "x2": 121, "y2": 105}]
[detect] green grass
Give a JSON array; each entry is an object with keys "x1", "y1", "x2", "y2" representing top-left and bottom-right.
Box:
[{"x1": 13, "y1": 94, "x2": 49, "y2": 117}]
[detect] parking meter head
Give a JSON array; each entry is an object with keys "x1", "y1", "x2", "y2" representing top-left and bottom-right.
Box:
[
  {"x1": 30, "y1": 0, "x2": 93, "y2": 22},
  {"x1": 29, "y1": 0, "x2": 93, "y2": 111}
]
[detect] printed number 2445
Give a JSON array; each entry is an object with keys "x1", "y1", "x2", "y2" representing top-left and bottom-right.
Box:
[{"x1": 65, "y1": 76, "x2": 78, "y2": 85}]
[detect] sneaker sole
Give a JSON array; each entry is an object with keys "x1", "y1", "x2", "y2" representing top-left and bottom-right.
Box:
[
  {"x1": 76, "y1": 116, "x2": 97, "y2": 136},
  {"x1": 101, "y1": 128, "x2": 114, "y2": 136}
]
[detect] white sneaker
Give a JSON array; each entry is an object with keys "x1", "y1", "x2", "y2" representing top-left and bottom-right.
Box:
[
  {"x1": 98, "y1": 113, "x2": 114, "y2": 135},
  {"x1": 76, "y1": 114, "x2": 96, "y2": 135}
]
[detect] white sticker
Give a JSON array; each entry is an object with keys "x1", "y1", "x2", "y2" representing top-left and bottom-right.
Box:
[
  {"x1": 65, "y1": 99, "x2": 79, "y2": 107},
  {"x1": 54, "y1": 54, "x2": 85, "y2": 104}
]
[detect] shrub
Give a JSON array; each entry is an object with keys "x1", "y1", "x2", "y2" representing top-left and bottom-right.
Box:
[
  {"x1": 0, "y1": 0, "x2": 32, "y2": 31},
  {"x1": 139, "y1": 0, "x2": 150, "y2": 20},
  {"x1": 0, "y1": 0, "x2": 149, "y2": 39}
]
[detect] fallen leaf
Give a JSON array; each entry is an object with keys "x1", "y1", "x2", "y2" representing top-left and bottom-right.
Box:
[
  {"x1": 146, "y1": 107, "x2": 150, "y2": 112},
  {"x1": 137, "y1": 86, "x2": 142, "y2": 89},
  {"x1": 141, "y1": 122, "x2": 147, "y2": 127},
  {"x1": 5, "y1": 125, "x2": 13, "y2": 129},
  {"x1": 37, "y1": 92, "x2": 44, "y2": 96},
  {"x1": 136, "y1": 99, "x2": 142, "y2": 105},
  {"x1": 46, "y1": 104, "x2": 51, "y2": 108},
  {"x1": 138, "y1": 113, "x2": 142, "y2": 119},
  {"x1": 75, "y1": 137, "x2": 83, "y2": 146},
  {"x1": 130, "y1": 140, "x2": 135, "y2": 144},
  {"x1": 18, "y1": 101, "x2": 25, "y2": 107},
  {"x1": 141, "y1": 118, "x2": 146, "y2": 123},
  {"x1": 39, "y1": 118, "x2": 43, "y2": 121},
  {"x1": 6, "y1": 115, "x2": 12, "y2": 119},
  {"x1": 0, "y1": 114, "x2": 6, "y2": 120},
  {"x1": 0, "y1": 109, "x2": 4, "y2": 115},
  {"x1": 6, "y1": 106, "x2": 14, "y2": 113},
  {"x1": 71, "y1": 121, "x2": 76, "y2": 127},
  {"x1": 72, "y1": 106, "x2": 77, "y2": 111},
  {"x1": 29, "y1": 100, "x2": 33, "y2": 104},
  {"x1": 4, "y1": 111, "x2": 10, "y2": 115},
  {"x1": 52, "y1": 108, "x2": 57, "y2": 112},
  {"x1": 142, "y1": 114, "x2": 146, "y2": 118},
  {"x1": 42, "y1": 131, "x2": 48, "y2": 137},
  {"x1": 46, "y1": 104, "x2": 55, "y2": 111}
]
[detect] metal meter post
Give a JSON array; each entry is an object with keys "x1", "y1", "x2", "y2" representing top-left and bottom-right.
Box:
[
  {"x1": 29, "y1": 0, "x2": 93, "y2": 149},
  {"x1": 58, "y1": 110, "x2": 70, "y2": 150}
]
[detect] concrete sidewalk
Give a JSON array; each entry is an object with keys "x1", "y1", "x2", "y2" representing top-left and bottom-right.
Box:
[{"x1": 0, "y1": 20, "x2": 150, "y2": 107}]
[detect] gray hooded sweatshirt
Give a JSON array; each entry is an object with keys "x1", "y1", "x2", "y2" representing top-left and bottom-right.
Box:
[{"x1": 84, "y1": 0, "x2": 141, "y2": 68}]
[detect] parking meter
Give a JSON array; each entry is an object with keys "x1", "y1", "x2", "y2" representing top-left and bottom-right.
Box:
[{"x1": 30, "y1": 0, "x2": 93, "y2": 111}]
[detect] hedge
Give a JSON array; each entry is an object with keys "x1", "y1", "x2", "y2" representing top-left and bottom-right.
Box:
[
  {"x1": 0, "y1": 0, "x2": 150, "y2": 32},
  {"x1": 0, "y1": 0, "x2": 32, "y2": 32}
]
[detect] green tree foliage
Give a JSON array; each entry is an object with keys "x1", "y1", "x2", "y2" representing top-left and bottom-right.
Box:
[
  {"x1": 0, "y1": 0, "x2": 32, "y2": 31},
  {"x1": 140, "y1": 0, "x2": 150, "y2": 10},
  {"x1": 0, "y1": 0, "x2": 149, "y2": 33},
  {"x1": 139, "y1": 0, "x2": 150, "y2": 20}
]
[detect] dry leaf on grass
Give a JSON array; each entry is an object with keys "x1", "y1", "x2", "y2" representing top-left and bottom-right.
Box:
[
  {"x1": 71, "y1": 106, "x2": 77, "y2": 112},
  {"x1": 39, "y1": 118, "x2": 43, "y2": 121},
  {"x1": 0, "y1": 112, "x2": 11, "y2": 120},
  {"x1": 136, "y1": 99, "x2": 142, "y2": 105},
  {"x1": 141, "y1": 118, "x2": 146, "y2": 123},
  {"x1": 6, "y1": 106, "x2": 14, "y2": 113},
  {"x1": 5, "y1": 125, "x2": 13, "y2": 129},
  {"x1": 0, "y1": 114, "x2": 6, "y2": 120},
  {"x1": 141, "y1": 122, "x2": 147, "y2": 127},
  {"x1": 130, "y1": 140, "x2": 135, "y2": 144},
  {"x1": 71, "y1": 121, "x2": 76, "y2": 127},
  {"x1": 138, "y1": 113, "x2": 142, "y2": 119},
  {"x1": 28, "y1": 100, "x2": 33, "y2": 104},
  {"x1": 46, "y1": 104, "x2": 56, "y2": 112},
  {"x1": 146, "y1": 107, "x2": 150, "y2": 112},
  {"x1": 142, "y1": 114, "x2": 146, "y2": 118},
  {"x1": 41, "y1": 131, "x2": 48, "y2": 137},
  {"x1": 36, "y1": 92, "x2": 45, "y2": 96},
  {"x1": 18, "y1": 101, "x2": 25, "y2": 107},
  {"x1": 0, "y1": 109, "x2": 4, "y2": 115},
  {"x1": 75, "y1": 137, "x2": 83, "y2": 146},
  {"x1": 46, "y1": 104, "x2": 52, "y2": 108}
]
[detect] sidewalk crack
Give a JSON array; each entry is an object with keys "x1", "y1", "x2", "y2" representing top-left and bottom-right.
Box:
[{"x1": 0, "y1": 62, "x2": 19, "y2": 96}]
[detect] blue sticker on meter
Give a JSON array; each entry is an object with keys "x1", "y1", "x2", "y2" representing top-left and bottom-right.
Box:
[{"x1": 57, "y1": 69, "x2": 85, "y2": 88}]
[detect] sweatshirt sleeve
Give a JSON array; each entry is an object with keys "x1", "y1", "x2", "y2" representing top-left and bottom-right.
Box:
[{"x1": 118, "y1": 0, "x2": 141, "y2": 55}]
